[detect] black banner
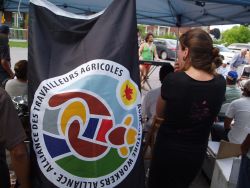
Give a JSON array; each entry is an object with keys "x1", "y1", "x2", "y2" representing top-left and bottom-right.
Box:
[{"x1": 28, "y1": 0, "x2": 145, "y2": 187}]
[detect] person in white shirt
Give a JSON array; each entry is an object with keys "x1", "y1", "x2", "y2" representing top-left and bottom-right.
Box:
[
  {"x1": 224, "y1": 80, "x2": 250, "y2": 144},
  {"x1": 141, "y1": 63, "x2": 174, "y2": 132},
  {"x1": 211, "y1": 79, "x2": 250, "y2": 143},
  {"x1": 216, "y1": 61, "x2": 230, "y2": 78},
  {"x1": 5, "y1": 60, "x2": 27, "y2": 98}
]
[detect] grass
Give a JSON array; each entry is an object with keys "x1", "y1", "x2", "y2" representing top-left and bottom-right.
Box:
[{"x1": 9, "y1": 41, "x2": 28, "y2": 48}]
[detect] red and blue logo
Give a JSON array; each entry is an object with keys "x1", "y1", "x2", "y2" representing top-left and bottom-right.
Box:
[{"x1": 31, "y1": 60, "x2": 142, "y2": 187}]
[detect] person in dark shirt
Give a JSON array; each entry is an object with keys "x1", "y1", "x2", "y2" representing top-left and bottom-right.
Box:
[
  {"x1": 0, "y1": 88, "x2": 31, "y2": 188},
  {"x1": 148, "y1": 28, "x2": 226, "y2": 188},
  {"x1": 0, "y1": 25, "x2": 14, "y2": 87}
]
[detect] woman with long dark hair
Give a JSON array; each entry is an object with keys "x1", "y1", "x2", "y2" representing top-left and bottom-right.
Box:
[
  {"x1": 148, "y1": 28, "x2": 226, "y2": 188},
  {"x1": 138, "y1": 33, "x2": 159, "y2": 89}
]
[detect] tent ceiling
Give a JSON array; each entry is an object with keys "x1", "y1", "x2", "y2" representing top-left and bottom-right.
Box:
[{"x1": 2, "y1": 0, "x2": 250, "y2": 27}]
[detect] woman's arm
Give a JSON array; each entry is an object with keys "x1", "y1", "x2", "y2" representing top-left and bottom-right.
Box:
[
  {"x1": 10, "y1": 142, "x2": 31, "y2": 188},
  {"x1": 1, "y1": 59, "x2": 14, "y2": 78},
  {"x1": 224, "y1": 116, "x2": 233, "y2": 129},
  {"x1": 156, "y1": 95, "x2": 166, "y2": 119}
]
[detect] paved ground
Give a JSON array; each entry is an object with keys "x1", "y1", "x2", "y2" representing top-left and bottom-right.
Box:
[
  {"x1": 10, "y1": 47, "x2": 28, "y2": 68},
  {"x1": 9, "y1": 47, "x2": 210, "y2": 188}
]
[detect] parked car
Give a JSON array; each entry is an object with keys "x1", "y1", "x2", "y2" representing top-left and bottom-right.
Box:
[
  {"x1": 227, "y1": 43, "x2": 250, "y2": 53},
  {"x1": 214, "y1": 44, "x2": 235, "y2": 64},
  {"x1": 154, "y1": 38, "x2": 177, "y2": 60}
]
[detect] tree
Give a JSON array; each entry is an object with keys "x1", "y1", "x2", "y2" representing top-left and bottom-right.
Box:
[
  {"x1": 137, "y1": 25, "x2": 146, "y2": 38},
  {"x1": 221, "y1": 25, "x2": 250, "y2": 45}
]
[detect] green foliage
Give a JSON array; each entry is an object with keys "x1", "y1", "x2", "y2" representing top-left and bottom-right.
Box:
[
  {"x1": 213, "y1": 40, "x2": 222, "y2": 44},
  {"x1": 9, "y1": 41, "x2": 28, "y2": 48},
  {"x1": 137, "y1": 25, "x2": 146, "y2": 38},
  {"x1": 221, "y1": 25, "x2": 250, "y2": 45}
]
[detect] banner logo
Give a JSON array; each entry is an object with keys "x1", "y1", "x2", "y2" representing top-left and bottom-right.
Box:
[{"x1": 31, "y1": 60, "x2": 142, "y2": 188}]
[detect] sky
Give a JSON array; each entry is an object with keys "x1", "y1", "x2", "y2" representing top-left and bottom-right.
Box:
[{"x1": 210, "y1": 24, "x2": 239, "y2": 32}]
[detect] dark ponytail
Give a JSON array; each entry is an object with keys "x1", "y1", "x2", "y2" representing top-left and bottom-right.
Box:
[{"x1": 179, "y1": 28, "x2": 222, "y2": 74}]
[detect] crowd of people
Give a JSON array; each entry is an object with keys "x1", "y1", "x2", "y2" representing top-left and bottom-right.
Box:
[{"x1": 140, "y1": 29, "x2": 250, "y2": 188}]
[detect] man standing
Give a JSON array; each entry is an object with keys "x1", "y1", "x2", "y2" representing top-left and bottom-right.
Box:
[
  {"x1": 230, "y1": 48, "x2": 249, "y2": 75},
  {"x1": 0, "y1": 24, "x2": 14, "y2": 87},
  {"x1": 0, "y1": 87, "x2": 30, "y2": 188}
]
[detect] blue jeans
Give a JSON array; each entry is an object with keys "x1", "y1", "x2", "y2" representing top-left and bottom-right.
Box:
[{"x1": 237, "y1": 155, "x2": 250, "y2": 188}]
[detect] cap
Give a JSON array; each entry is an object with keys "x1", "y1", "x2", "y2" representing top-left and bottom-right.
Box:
[
  {"x1": 227, "y1": 71, "x2": 238, "y2": 80},
  {"x1": 0, "y1": 25, "x2": 10, "y2": 34}
]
